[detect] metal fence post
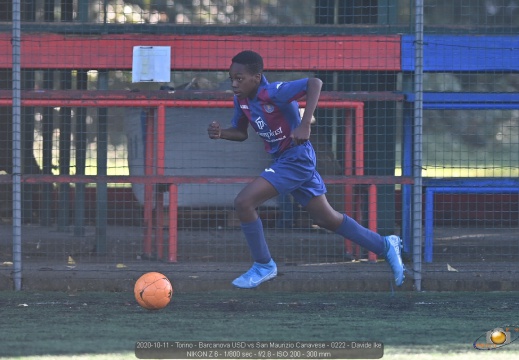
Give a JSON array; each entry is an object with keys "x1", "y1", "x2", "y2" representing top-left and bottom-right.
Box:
[
  {"x1": 413, "y1": 0, "x2": 424, "y2": 291},
  {"x1": 12, "y1": 0, "x2": 22, "y2": 291}
]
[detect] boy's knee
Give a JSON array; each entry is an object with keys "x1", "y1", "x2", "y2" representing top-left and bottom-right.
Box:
[
  {"x1": 309, "y1": 212, "x2": 327, "y2": 228},
  {"x1": 233, "y1": 196, "x2": 242, "y2": 212},
  {"x1": 234, "y1": 195, "x2": 249, "y2": 213},
  {"x1": 311, "y1": 212, "x2": 343, "y2": 231}
]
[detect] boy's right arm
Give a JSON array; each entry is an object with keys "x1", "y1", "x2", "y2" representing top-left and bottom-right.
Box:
[{"x1": 208, "y1": 121, "x2": 248, "y2": 141}]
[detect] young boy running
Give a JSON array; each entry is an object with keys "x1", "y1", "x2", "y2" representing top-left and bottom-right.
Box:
[{"x1": 207, "y1": 50, "x2": 404, "y2": 289}]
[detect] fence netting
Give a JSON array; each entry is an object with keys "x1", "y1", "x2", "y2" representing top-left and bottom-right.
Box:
[{"x1": 0, "y1": 1, "x2": 518, "y2": 291}]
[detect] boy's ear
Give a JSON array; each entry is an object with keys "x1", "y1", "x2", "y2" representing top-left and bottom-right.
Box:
[{"x1": 254, "y1": 73, "x2": 262, "y2": 83}]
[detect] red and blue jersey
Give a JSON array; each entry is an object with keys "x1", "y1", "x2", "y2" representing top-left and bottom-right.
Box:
[{"x1": 231, "y1": 75, "x2": 308, "y2": 156}]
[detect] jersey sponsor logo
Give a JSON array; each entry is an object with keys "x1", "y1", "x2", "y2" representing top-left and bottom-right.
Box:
[
  {"x1": 240, "y1": 105, "x2": 249, "y2": 109},
  {"x1": 264, "y1": 168, "x2": 275, "y2": 173},
  {"x1": 257, "y1": 126, "x2": 284, "y2": 141},
  {"x1": 263, "y1": 104, "x2": 275, "y2": 113},
  {"x1": 254, "y1": 117, "x2": 266, "y2": 130},
  {"x1": 263, "y1": 135, "x2": 286, "y2": 143}
]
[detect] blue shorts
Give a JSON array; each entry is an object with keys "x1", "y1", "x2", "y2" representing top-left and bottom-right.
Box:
[{"x1": 260, "y1": 141, "x2": 327, "y2": 207}]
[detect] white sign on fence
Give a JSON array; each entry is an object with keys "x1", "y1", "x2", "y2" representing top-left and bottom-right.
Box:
[{"x1": 132, "y1": 46, "x2": 171, "y2": 83}]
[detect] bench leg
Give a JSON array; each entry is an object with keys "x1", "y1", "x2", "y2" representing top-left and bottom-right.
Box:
[{"x1": 402, "y1": 184, "x2": 412, "y2": 254}]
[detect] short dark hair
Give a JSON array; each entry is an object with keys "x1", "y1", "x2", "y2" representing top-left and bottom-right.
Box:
[{"x1": 231, "y1": 50, "x2": 264, "y2": 74}]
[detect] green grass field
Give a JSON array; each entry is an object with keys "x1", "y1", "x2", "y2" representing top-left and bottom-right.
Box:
[{"x1": 1, "y1": 290, "x2": 518, "y2": 360}]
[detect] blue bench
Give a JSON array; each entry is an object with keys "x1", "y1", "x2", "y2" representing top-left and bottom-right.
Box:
[
  {"x1": 401, "y1": 92, "x2": 519, "y2": 261},
  {"x1": 401, "y1": 35, "x2": 519, "y2": 261},
  {"x1": 423, "y1": 178, "x2": 519, "y2": 262},
  {"x1": 401, "y1": 91, "x2": 519, "y2": 257}
]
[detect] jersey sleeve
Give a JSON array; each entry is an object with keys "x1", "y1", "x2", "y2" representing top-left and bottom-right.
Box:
[
  {"x1": 230, "y1": 97, "x2": 249, "y2": 132},
  {"x1": 269, "y1": 78, "x2": 308, "y2": 104}
]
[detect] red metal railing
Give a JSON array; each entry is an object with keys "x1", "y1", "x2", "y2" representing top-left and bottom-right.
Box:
[
  {"x1": 143, "y1": 99, "x2": 368, "y2": 262},
  {"x1": 0, "y1": 90, "x2": 413, "y2": 263}
]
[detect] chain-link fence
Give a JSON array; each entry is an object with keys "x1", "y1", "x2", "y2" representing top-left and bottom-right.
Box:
[{"x1": 1, "y1": 1, "x2": 518, "y2": 291}]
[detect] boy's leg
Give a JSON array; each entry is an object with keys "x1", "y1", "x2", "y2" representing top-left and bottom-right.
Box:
[
  {"x1": 235, "y1": 176, "x2": 279, "y2": 262},
  {"x1": 232, "y1": 177, "x2": 278, "y2": 288},
  {"x1": 332, "y1": 214, "x2": 405, "y2": 287},
  {"x1": 304, "y1": 195, "x2": 385, "y2": 254},
  {"x1": 334, "y1": 214, "x2": 385, "y2": 255},
  {"x1": 241, "y1": 217, "x2": 270, "y2": 264},
  {"x1": 304, "y1": 195, "x2": 405, "y2": 286},
  {"x1": 276, "y1": 193, "x2": 294, "y2": 228}
]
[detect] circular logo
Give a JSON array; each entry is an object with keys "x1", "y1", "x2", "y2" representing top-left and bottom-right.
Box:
[
  {"x1": 490, "y1": 330, "x2": 507, "y2": 345},
  {"x1": 473, "y1": 325, "x2": 519, "y2": 350},
  {"x1": 263, "y1": 104, "x2": 275, "y2": 113}
]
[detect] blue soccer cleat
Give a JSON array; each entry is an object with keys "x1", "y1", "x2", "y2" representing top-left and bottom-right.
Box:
[
  {"x1": 232, "y1": 259, "x2": 277, "y2": 289},
  {"x1": 384, "y1": 235, "x2": 405, "y2": 286}
]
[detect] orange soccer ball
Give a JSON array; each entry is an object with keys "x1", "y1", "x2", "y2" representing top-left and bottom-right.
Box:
[{"x1": 134, "y1": 272, "x2": 173, "y2": 310}]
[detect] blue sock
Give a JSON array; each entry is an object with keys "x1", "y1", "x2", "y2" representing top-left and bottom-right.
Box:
[
  {"x1": 334, "y1": 215, "x2": 385, "y2": 255},
  {"x1": 241, "y1": 218, "x2": 271, "y2": 264}
]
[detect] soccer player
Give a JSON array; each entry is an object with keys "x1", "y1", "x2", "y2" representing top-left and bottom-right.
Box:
[{"x1": 207, "y1": 50, "x2": 405, "y2": 289}]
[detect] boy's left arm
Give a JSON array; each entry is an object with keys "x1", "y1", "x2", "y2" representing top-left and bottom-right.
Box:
[{"x1": 291, "y1": 78, "x2": 323, "y2": 145}]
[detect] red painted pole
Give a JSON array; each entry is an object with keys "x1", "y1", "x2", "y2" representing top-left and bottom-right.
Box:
[
  {"x1": 156, "y1": 105, "x2": 166, "y2": 260},
  {"x1": 368, "y1": 184, "x2": 378, "y2": 262},
  {"x1": 344, "y1": 108, "x2": 354, "y2": 257},
  {"x1": 355, "y1": 104, "x2": 365, "y2": 176},
  {"x1": 143, "y1": 108, "x2": 155, "y2": 257},
  {"x1": 0, "y1": 98, "x2": 367, "y2": 109},
  {"x1": 168, "y1": 184, "x2": 178, "y2": 262},
  {"x1": 156, "y1": 192, "x2": 164, "y2": 260},
  {"x1": 342, "y1": 104, "x2": 367, "y2": 259},
  {"x1": 8, "y1": 174, "x2": 413, "y2": 185},
  {"x1": 156, "y1": 105, "x2": 166, "y2": 173}
]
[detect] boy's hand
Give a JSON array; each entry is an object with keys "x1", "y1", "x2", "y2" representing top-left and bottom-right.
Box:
[
  {"x1": 291, "y1": 123, "x2": 311, "y2": 145},
  {"x1": 208, "y1": 121, "x2": 221, "y2": 139}
]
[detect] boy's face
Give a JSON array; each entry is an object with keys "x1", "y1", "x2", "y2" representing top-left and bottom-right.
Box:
[{"x1": 229, "y1": 62, "x2": 261, "y2": 100}]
